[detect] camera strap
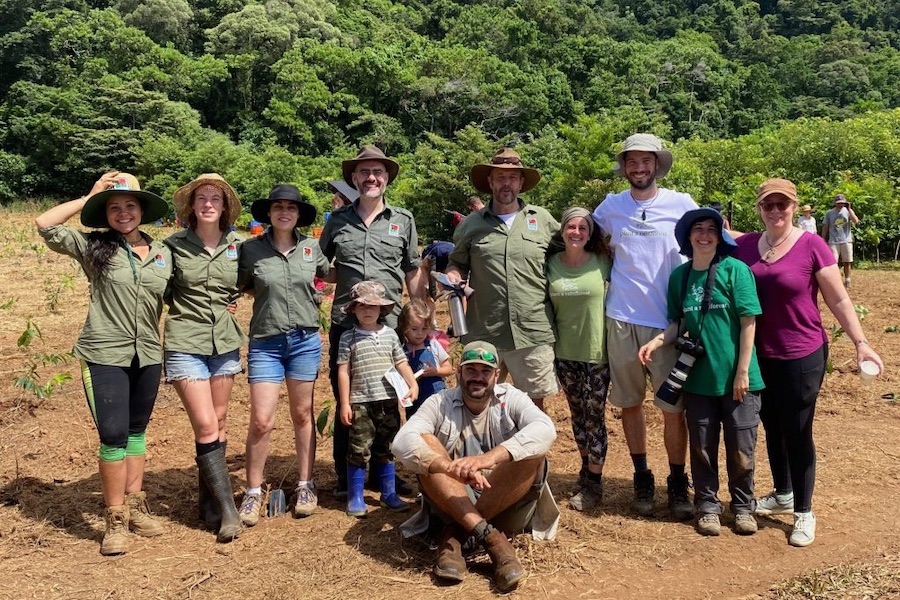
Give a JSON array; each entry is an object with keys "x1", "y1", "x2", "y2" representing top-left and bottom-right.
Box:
[{"x1": 678, "y1": 256, "x2": 720, "y2": 338}]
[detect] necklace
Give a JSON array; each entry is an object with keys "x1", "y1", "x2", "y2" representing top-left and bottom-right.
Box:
[
  {"x1": 763, "y1": 229, "x2": 793, "y2": 261},
  {"x1": 631, "y1": 191, "x2": 659, "y2": 221}
]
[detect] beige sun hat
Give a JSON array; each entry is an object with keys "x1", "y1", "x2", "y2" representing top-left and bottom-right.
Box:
[
  {"x1": 469, "y1": 148, "x2": 541, "y2": 194},
  {"x1": 81, "y1": 172, "x2": 167, "y2": 228},
  {"x1": 613, "y1": 133, "x2": 674, "y2": 179},
  {"x1": 173, "y1": 173, "x2": 241, "y2": 226},
  {"x1": 341, "y1": 280, "x2": 396, "y2": 316}
]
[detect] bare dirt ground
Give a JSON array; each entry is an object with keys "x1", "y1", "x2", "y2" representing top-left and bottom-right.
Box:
[{"x1": 1, "y1": 212, "x2": 899, "y2": 599}]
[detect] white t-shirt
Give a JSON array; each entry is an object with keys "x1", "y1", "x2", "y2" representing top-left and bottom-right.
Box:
[
  {"x1": 798, "y1": 215, "x2": 817, "y2": 234},
  {"x1": 592, "y1": 188, "x2": 697, "y2": 329}
]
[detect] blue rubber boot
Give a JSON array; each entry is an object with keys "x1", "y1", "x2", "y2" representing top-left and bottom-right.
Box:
[
  {"x1": 377, "y1": 462, "x2": 410, "y2": 512},
  {"x1": 346, "y1": 464, "x2": 368, "y2": 518}
]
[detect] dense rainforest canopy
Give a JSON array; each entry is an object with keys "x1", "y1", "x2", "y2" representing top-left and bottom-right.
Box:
[{"x1": 1, "y1": 0, "x2": 899, "y2": 255}]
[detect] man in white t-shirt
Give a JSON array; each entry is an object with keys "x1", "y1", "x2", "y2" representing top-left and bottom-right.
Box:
[{"x1": 592, "y1": 133, "x2": 697, "y2": 520}]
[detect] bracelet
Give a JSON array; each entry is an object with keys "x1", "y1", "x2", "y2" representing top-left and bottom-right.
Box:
[{"x1": 855, "y1": 340, "x2": 869, "y2": 347}]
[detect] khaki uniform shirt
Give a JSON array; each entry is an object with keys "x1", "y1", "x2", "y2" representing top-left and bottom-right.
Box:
[
  {"x1": 39, "y1": 224, "x2": 172, "y2": 367},
  {"x1": 238, "y1": 229, "x2": 329, "y2": 339},
  {"x1": 319, "y1": 200, "x2": 420, "y2": 329},
  {"x1": 449, "y1": 200, "x2": 559, "y2": 350},
  {"x1": 163, "y1": 229, "x2": 244, "y2": 355}
]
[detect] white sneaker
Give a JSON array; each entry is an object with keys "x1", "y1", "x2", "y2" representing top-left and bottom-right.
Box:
[
  {"x1": 697, "y1": 513, "x2": 721, "y2": 536},
  {"x1": 755, "y1": 491, "x2": 794, "y2": 515},
  {"x1": 293, "y1": 484, "x2": 318, "y2": 518},
  {"x1": 789, "y1": 511, "x2": 816, "y2": 547}
]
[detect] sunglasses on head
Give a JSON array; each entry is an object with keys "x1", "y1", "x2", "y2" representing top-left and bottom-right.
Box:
[
  {"x1": 462, "y1": 348, "x2": 498, "y2": 365},
  {"x1": 758, "y1": 200, "x2": 791, "y2": 212}
]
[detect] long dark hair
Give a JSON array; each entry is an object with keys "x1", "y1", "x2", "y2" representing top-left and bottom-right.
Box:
[{"x1": 84, "y1": 230, "x2": 122, "y2": 282}]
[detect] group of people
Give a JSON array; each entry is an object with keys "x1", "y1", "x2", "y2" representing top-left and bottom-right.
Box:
[
  {"x1": 36, "y1": 133, "x2": 884, "y2": 592},
  {"x1": 796, "y1": 194, "x2": 860, "y2": 288}
]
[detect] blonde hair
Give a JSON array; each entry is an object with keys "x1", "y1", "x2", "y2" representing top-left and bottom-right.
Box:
[{"x1": 398, "y1": 299, "x2": 433, "y2": 343}]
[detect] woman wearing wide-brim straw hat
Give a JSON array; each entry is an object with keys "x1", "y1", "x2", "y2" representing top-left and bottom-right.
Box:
[
  {"x1": 163, "y1": 173, "x2": 244, "y2": 543},
  {"x1": 236, "y1": 184, "x2": 329, "y2": 523},
  {"x1": 34, "y1": 171, "x2": 172, "y2": 556}
]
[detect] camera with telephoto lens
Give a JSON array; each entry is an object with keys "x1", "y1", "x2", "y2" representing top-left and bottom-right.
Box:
[{"x1": 656, "y1": 336, "x2": 705, "y2": 405}]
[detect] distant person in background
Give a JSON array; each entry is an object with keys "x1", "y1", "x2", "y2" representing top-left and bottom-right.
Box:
[
  {"x1": 165, "y1": 174, "x2": 243, "y2": 544},
  {"x1": 35, "y1": 172, "x2": 170, "y2": 555},
  {"x1": 797, "y1": 205, "x2": 817, "y2": 234},
  {"x1": 327, "y1": 180, "x2": 358, "y2": 210},
  {"x1": 733, "y1": 178, "x2": 883, "y2": 548},
  {"x1": 709, "y1": 201, "x2": 730, "y2": 230},
  {"x1": 822, "y1": 194, "x2": 859, "y2": 288},
  {"x1": 467, "y1": 195, "x2": 485, "y2": 212}
]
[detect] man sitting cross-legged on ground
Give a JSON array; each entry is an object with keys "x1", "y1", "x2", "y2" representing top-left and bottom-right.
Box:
[{"x1": 391, "y1": 341, "x2": 558, "y2": 592}]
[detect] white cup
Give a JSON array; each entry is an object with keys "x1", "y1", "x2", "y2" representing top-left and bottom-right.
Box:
[{"x1": 859, "y1": 360, "x2": 879, "y2": 385}]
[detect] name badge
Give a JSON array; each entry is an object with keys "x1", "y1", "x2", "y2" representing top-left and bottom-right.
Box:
[
  {"x1": 154, "y1": 254, "x2": 166, "y2": 268},
  {"x1": 389, "y1": 223, "x2": 401, "y2": 237},
  {"x1": 527, "y1": 217, "x2": 538, "y2": 231},
  {"x1": 302, "y1": 246, "x2": 313, "y2": 261},
  {"x1": 226, "y1": 244, "x2": 238, "y2": 260}
]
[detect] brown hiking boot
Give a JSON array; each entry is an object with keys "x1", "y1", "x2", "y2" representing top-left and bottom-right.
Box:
[
  {"x1": 125, "y1": 491, "x2": 165, "y2": 537},
  {"x1": 433, "y1": 525, "x2": 466, "y2": 583},
  {"x1": 101, "y1": 505, "x2": 129, "y2": 556},
  {"x1": 480, "y1": 527, "x2": 526, "y2": 592}
]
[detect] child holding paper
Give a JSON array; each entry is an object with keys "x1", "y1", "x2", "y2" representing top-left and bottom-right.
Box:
[
  {"x1": 338, "y1": 280, "x2": 418, "y2": 517},
  {"x1": 399, "y1": 299, "x2": 453, "y2": 418}
]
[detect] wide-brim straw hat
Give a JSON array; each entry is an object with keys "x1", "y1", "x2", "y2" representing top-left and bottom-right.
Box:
[
  {"x1": 801, "y1": 204, "x2": 813, "y2": 212},
  {"x1": 173, "y1": 173, "x2": 241, "y2": 226},
  {"x1": 469, "y1": 148, "x2": 541, "y2": 194},
  {"x1": 250, "y1": 184, "x2": 317, "y2": 226},
  {"x1": 81, "y1": 172, "x2": 167, "y2": 228},
  {"x1": 341, "y1": 145, "x2": 400, "y2": 186},
  {"x1": 613, "y1": 133, "x2": 674, "y2": 180},
  {"x1": 674, "y1": 207, "x2": 737, "y2": 258}
]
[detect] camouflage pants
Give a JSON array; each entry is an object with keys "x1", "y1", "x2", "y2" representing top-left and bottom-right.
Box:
[
  {"x1": 554, "y1": 359, "x2": 610, "y2": 467},
  {"x1": 348, "y1": 399, "x2": 401, "y2": 467}
]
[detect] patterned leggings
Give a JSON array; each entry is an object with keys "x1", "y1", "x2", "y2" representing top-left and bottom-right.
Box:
[{"x1": 554, "y1": 359, "x2": 610, "y2": 467}]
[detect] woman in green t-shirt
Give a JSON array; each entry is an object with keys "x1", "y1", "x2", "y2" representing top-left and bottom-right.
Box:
[
  {"x1": 639, "y1": 207, "x2": 764, "y2": 537},
  {"x1": 547, "y1": 207, "x2": 611, "y2": 511}
]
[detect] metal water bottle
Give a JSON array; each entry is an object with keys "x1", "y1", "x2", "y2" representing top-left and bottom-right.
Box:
[{"x1": 430, "y1": 271, "x2": 473, "y2": 338}]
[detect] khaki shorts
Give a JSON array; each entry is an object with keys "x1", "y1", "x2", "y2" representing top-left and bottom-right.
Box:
[
  {"x1": 498, "y1": 344, "x2": 559, "y2": 399},
  {"x1": 606, "y1": 318, "x2": 683, "y2": 413},
  {"x1": 829, "y1": 242, "x2": 853, "y2": 263}
]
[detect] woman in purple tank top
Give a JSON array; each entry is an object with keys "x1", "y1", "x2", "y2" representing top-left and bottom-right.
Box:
[{"x1": 732, "y1": 178, "x2": 883, "y2": 548}]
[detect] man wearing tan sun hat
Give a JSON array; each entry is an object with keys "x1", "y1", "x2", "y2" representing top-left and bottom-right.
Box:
[
  {"x1": 445, "y1": 148, "x2": 560, "y2": 411},
  {"x1": 164, "y1": 173, "x2": 245, "y2": 544}
]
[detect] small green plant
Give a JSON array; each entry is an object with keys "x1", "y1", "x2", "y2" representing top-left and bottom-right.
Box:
[
  {"x1": 885, "y1": 325, "x2": 900, "y2": 333},
  {"x1": 43, "y1": 265, "x2": 77, "y2": 313},
  {"x1": 13, "y1": 319, "x2": 74, "y2": 406},
  {"x1": 0, "y1": 297, "x2": 15, "y2": 310}
]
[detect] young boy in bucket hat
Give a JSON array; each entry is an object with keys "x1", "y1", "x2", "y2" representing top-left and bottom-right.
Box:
[{"x1": 337, "y1": 280, "x2": 419, "y2": 517}]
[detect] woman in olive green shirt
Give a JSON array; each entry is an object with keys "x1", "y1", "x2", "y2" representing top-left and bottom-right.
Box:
[
  {"x1": 164, "y1": 174, "x2": 244, "y2": 543},
  {"x1": 35, "y1": 171, "x2": 170, "y2": 556},
  {"x1": 237, "y1": 185, "x2": 329, "y2": 524}
]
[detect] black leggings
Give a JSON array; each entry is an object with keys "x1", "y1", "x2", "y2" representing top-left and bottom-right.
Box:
[
  {"x1": 81, "y1": 357, "x2": 162, "y2": 450},
  {"x1": 758, "y1": 344, "x2": 827, "y2": 512}
]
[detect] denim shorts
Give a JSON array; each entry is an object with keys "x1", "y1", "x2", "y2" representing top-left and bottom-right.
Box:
[
  {"x1": 248, "y1": 328, "x2": 322, "y2": 383},
  {"x1": 164, "y1": 349, "x2": 243, "y2": 382}
]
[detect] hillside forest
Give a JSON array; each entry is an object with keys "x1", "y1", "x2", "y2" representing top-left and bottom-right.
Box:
[{"x1": 1, "y1": 0, "x2": 899, "y2": 255}]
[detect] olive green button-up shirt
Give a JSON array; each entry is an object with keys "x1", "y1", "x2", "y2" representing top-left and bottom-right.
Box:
[
  {"x1": 163, "y1": 229, "x2": 244, "y2": 355},
  {"x1": 39, "y1": 224, "x2": 172, "y2": 367},
  {"x1": 238, "y1": 229, "x2": 330, "y2": 340},
  {"x1": 449, "y1": 200, "x2": 559, "y2": 351},
  {"x1": 319, "y1": 200, "x2": 420, "y2": 329}
]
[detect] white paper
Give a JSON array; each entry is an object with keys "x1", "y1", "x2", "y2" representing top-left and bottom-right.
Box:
[{"x1": 385, "y1": 366, "x2": 413, "y2": 407}]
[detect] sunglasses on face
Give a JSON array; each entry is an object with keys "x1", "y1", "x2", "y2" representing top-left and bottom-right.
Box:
[
  {"x1": 461, "y1": 348, "x2": 498, "y2": 365},
  {"x1": 758, "y1": 201, "x2": 791, "y2": 212}
]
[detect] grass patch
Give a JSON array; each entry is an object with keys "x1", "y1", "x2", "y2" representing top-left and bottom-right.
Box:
[{"x1": 766, "y1": 553, "x2": 900, "y2": 599}]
